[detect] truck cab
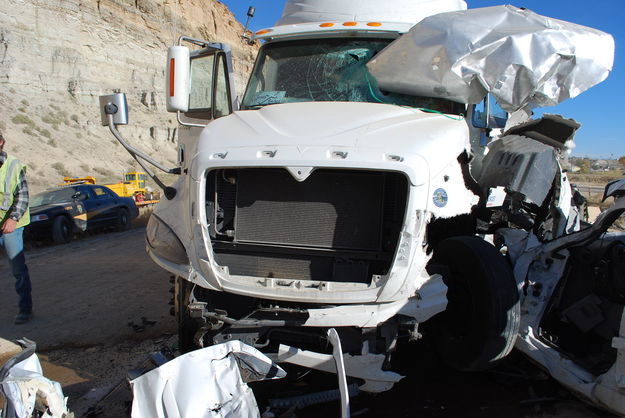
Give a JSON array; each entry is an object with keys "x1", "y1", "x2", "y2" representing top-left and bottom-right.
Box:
[{"x1": 140, "y1": 0, "x2": 526, "y2": 391}]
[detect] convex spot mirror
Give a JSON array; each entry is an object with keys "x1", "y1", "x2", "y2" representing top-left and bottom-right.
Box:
[{"x1": 472, "y1": 94, "x2": 507, "y2": 130}]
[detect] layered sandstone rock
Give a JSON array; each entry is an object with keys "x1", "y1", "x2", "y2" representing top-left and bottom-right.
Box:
[{"x1": 0, "y1": 0, "x2": 258, "y2": 193}]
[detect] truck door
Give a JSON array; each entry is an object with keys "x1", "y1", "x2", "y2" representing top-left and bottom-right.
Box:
[
  {"x1": 167, "y1": 38, "x2": 237, "y2": 122},
  {"x1": 166, "y1": 38, "x2": 237, "y2": 169}
]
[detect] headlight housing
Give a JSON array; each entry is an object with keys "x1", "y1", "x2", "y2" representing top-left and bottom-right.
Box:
[
  {"x1": 31, "y1": 214, "x2": 49, "y2": 222},
  {"x1": 145, "y1": 214, "x2": 188, "y2": 265}
]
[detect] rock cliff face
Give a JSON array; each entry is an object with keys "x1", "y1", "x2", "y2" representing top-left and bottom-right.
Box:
[{"x1": 0, "y1": 0, "x2": 259, "y2": 193}]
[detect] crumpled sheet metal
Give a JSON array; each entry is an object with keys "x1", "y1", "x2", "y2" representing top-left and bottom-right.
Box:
[
  {"x1": 367, "y1": 5, "x2": 614, "y2": 112},
  {"x1": 0, "y1": 351, "x2": 69, "y2": 418},
  {"x1": 130, "y1": 341, "x2": 286, "y2": 418}
]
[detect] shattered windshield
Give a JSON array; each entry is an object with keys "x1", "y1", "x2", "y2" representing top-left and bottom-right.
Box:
[{"x1": 241, "y1": 38, "x2": 464, "y2": 115}]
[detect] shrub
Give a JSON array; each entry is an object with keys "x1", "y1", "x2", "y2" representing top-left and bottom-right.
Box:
[
  {"x1": 42, "y1": 110, "x2": 69, "y2": 129},
  {"x1": 35, "y1": 127, "x2": 51, "y2": 138},
  {"x1": 51, "y1": 162, "x2": 68, "y2": 176},
  {"x1": 21, "y1": 99, "x2": 29, "y2": 106},
  {"x1": 47, "y1": 139, "x2": 57, "y2": 147},
  {"x1": 12, "y1": 114, "x2": 35, "y2": 127}
]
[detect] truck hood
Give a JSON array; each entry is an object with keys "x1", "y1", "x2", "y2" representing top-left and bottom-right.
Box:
[{"x1": 197, "y1": 102, "x2": 469, "y2": 180}]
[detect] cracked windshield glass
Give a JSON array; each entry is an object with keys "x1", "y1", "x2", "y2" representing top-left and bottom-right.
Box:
[{"x1": 242, "y1": 38, "x2": 464, "y2": 114}]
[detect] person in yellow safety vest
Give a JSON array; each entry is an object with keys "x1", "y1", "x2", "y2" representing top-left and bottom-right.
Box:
[{"x1": 0, "y1": 131, "x2": 32, "y2": 324}]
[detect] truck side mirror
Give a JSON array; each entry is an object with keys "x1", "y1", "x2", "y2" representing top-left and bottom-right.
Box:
[
  {"x1": 166, "y1": 37, "x2": 238, "y2": 125},
  {"x1": 99, "y1": 93, "x2": 128, "y2": 126},
  {"x1": 166, "y1": 46, "x2": 191, "y2": 112},
  {"x1": 98, "y1": 91, "x2": 181, "y2": 200}
]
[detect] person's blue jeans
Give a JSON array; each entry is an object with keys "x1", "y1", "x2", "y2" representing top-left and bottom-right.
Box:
[{"x1": 0, "y1": 227, "x2": 32, "y2": 313}]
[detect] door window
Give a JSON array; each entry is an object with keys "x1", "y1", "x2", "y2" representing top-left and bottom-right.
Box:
[
  {"x1": 92, "y1": 186, "x2": 111, "y2": 199},
  {"x1": 188, "y1": 54, "x2": 215, "y2": 112},
  {"x1": 185, "y1": 51, "x2": 233, "y2": 120}
]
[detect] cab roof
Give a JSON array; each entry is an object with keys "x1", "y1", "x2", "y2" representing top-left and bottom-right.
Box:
[{"x1": 253, "y1": 0, "x2": 467, "y2": 41}]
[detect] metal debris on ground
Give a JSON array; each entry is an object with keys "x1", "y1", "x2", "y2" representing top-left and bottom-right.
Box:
[
  {"x1": 130, "y1": 340, "x2": 286, "y2": 418},
  {"x1": 0, "y1": 339, "x2": 72, "y2": 418}
]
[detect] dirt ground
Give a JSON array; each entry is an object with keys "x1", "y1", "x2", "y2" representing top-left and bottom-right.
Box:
[{"x1": 0, "y1": 221, "x2": 617, "y2": 417}]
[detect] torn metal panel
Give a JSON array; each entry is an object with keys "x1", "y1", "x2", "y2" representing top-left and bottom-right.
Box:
[
  {"x1": 0, "y1": 340, "x2": 70, "y2": 418},
  {"x1": 478, "y1": 134, "x2": 558, "y2": 206},
  {"x1": 603, "y1": 178, "x2": 625, "y2": 202},
  {"x1": 367, "y1": 5, "x2": 614, "y2": 112},
  {"x1": 506, "y1": 191, "x2": 625, "y2": 416},
  {"x1": 274, "y1": 344, "x2": 403, "y2": 393},
  {"x1": 503, "y1": 114, "x2": 580, "y2": 150},
  {"x1": 130, "y1": 341, "x2": 285, "y2": 418}
]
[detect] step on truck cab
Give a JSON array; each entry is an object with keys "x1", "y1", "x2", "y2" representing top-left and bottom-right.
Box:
[{"x1": 99, "y1": 0, "x2": 620, "y2": 399}]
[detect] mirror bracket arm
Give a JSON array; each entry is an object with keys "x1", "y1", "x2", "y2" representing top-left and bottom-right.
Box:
[
  {"x1": 176, "y1": 111, "x2": 208, "y2": 128},
  {"x1": 106, "y1": 113, "x2": 178, "y2": 199}
]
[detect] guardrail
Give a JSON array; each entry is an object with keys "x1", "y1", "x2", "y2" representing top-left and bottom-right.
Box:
[{"x1": 574, "y1": 185, "x2": 604, "y2": 197}]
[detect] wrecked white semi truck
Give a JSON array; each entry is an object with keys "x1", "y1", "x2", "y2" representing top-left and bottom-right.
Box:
[{"x1": 100, "y1": 0, "x2": 625, "y2": 413}]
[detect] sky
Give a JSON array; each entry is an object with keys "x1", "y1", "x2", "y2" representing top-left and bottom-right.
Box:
[{"x1": 222, "y1": 0, "x2": 625, "y2": 158}]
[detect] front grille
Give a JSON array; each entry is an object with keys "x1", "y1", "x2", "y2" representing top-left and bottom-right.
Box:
[
  {"x1": 207, "y1": 168, "x2": 407, "y2": 284},
  {"x1": 236, "y1": 169, "x2": 384, "y2": 250}
]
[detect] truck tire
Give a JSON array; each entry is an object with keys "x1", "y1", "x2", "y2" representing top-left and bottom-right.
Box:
[
  {"x1": 429, "y1": 236, "x2": 520, "y2": 371},
  {"x1": 116, "y1": 208, "x2": 131, "y2": 232},
  {"x1": 52, "y1": 216, "x2": 72, "y2": 244}
]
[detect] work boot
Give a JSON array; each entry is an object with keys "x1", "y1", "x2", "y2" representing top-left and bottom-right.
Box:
[{"x1": 14, "y1": 311, "x2": 32, "y2": 324}]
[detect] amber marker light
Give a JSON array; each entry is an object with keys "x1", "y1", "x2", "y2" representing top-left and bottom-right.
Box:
[
  {"x1": 169, "y1": 58, "x2": 175, "y2": 97},
  {"x1": 319, "y1": 23, "x2": 335, "y2": 27},
  {"x1": 343, "y1": 22, "x2": 358, "y2": 26},
  {"x1": 255, "y1": 29, "x2": 271, "y2": 35},
  {"x1": 367, "y1": 22, "x2": 382, "y2": 27}
]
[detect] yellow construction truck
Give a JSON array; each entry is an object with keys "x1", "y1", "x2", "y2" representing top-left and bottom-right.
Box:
[{"x1": 62, "y1": 171, "x2": 159, "y2": 206}]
